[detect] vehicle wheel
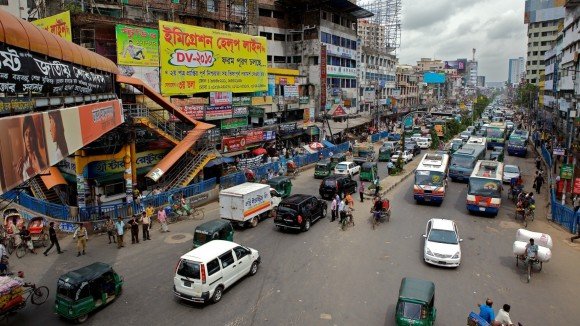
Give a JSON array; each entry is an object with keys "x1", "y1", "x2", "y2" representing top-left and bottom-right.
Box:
[
  {"x1": 76, "y1": 314, "x2": 89, "y2": 324},
  {"x1": 6, "y1": 238, "x2": 14, "y2": 255},
  {"x1": 249, "y1": 261, "x2": 259, "y2": 276},
  {"x1": 212, "y1": 286, "x2": 224, "y2": 303},
  {"x1": 303, "y1": 218, "x2": 311, "y2": 232},
  {"x1": 31, "y1": 286, "x2": 49, "y2": 305},
  {"x1": 15, "y1": 245, "x2": 26, "y2": 258},
  {"x1": 250, "y1": 217, "x2": 258, "y2": 228},
  {"x1": 42, "y1": 233, "x2": 49, "y2": 247},
  {"x1": 321, "y1": 208, "x2": 327, "y2": 219}
]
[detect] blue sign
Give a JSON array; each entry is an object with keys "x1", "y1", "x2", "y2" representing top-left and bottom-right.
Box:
[
  {"x1": 404, "y1": 115, "x2": 413, "y2": 127},
  {"x1": 424, "y1": 72, "x2": 446, "y2": 84}
]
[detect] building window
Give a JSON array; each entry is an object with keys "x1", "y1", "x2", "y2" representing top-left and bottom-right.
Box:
[
  {"x1": 104, "y1": 182, "x2": 124, "y2": 197},
  {"x1": 333, "y1": 14, "x2": 340, "y2": 25},
  {"x1": 309, "y1": 56, "x2": 318, "y2": 65},
  {"x1": 259, "y1": 32, "x2": 272, "y2": 40},
  {"x1": 293, "y1": 56, "x2": 302, "y2": 63},
  {"x1": 292, "y1": 33, "x2": 301, "y2": 41},
  {"x1": 274, "y1": 56, "x2": 286, "y2": 63},
  {"x1": 332, "y1": 35, "x2": 340, "y2": 46},
  {"x1": 322, "y1": 11, "x2": 327, "y2": 20},
  {"x1": 532, "y1": 70, "x2": 537, "y2": 74},
  {"x1": 259, "y1": 8, "x2": 271, "y2": 17},
  {"x1": 267, "y1": 55, "x2": 272, "y2": 62},
  {"x1": 207, "y1": 0, "x2": 218, "y2": 13},
  {"x1": 274, "y1": 33, "x2": 285, "y2": 41},
  {"x1": 272, "y1": 10, "x2": 284, "y2": 19}
]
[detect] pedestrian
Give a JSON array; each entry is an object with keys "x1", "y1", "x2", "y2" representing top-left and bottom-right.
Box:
[
  {"x1": 43, "y1": 222, "x2": 62, "y2": 256},
  {"x1": 478, "y1": 298, "x2": 495, "y2": 324},
  {"x1": 115, "y1": 217, "x2": 125, "y2": 248},
  {"x1": 96, "y1": 194, "x2": 102, "y2": 217},
  {"x1": 494, "y1": 304, "x2": 514, "y2": 326},
  {"x1": 574, "y1": 195, "x2": 580, "y2": 212},
  {"x1": 19, "y1": 225, "x2": 35, "y2": 254},
  {"x1": 105, "y1": 216, "x2": 116, "y2": 244},
  {"x1": 534, "y1": 173, "x2": 544, "y2": 194},
  {"x1": 140, "y1": 211, "x2": 151, "y2": 240},
  {"x1": 359, "y1": 181, "x2": 365, "y2": 203},
  {"x1": 330, "y1": 196, "x2": 338, "y2": 222},
  {"x1": 128, "y1": 215, "x2": 140, "y2": 244},
  {"x1": 571, "y1": 219, "x2": 580, "y2": 243},
  {"x1": 158, "y1": 207, "x2": 169, "y2": 232},
  {"x1": 535, "y1": 156, "x2": 541, "y2": 170},
  {"x1": 146, "y1": 203, "x2": 155, "y2": 228},
  {"x1": 72, "y1": 223, "x2": 88, "y2": 257},
  {"x1": 373, "y1": 177, "x2": 380, "y2": 197},
  {"x1": 345, "y1": 192, "x2": 354, "y2": 210},
  {"x1": 338, "y1": 197, "x2": 347, "y2": 224}
]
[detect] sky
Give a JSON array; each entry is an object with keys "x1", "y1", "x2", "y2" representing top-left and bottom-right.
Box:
[{"x1": 399, "y1": 0, "x2": 527, "y2": 82}]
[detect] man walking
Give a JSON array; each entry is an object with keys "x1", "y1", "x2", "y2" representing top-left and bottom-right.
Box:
[
  {"x1": 535, "y1": 156, "x2": 541, "y2": 170},
  {"x1": 128, "y1": 215, "x2": 140, "y2": 244},
  {"x1": 359, "y1": 181, "x2": 365, "y2": 203},
  {"x1": 115, "y1": 217, "x2": 125, "y2": 249},
  {"x1": 105, "y1": 216, "x2": 116, "y2": 244},
  {"x1": 43, "y1": 222, "x2": 62, "y2": 256},
  {"x1": 330, "y1": 196, "x2": 338, "y2": 222},
  {"x1": 141, "y1": 211, "x2": 151, "y2": 240},
  {"x1": 534, "y1": 173, "x2": 544, "y2": 194},
  {"x1": 72, "y1": 223, "x2": 88, "y2": 257}
]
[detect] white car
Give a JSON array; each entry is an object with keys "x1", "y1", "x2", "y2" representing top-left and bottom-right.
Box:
[
  {"x1": 502, "y1": 164, "x2": 521, "y2": 184},
  {"x1": 416, "y1": 137, "x2": 431, "y2": 149},
  {"x1": 423, "y1": 218, "x2": 462, "y2": 267},
  {"x1": 334, "y1": 161, "x2": 360, "y2": 177},
  {"x1": 391, "y1": 150, "x2": 413, "y2": 163},
  {"x1": 459, "y1": 132, "x2": 471, "y2": 142},
  {"x1": 410, "y1": 133, "x2": 422, "y2": 142},
  {"x1": 466, "y1": 126, "x2": 475, "y2": 134}
]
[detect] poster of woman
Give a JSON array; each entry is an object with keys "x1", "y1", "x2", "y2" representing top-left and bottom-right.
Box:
[{"x1": 43, "y1": 108, "x2": 82, "y2": 166}]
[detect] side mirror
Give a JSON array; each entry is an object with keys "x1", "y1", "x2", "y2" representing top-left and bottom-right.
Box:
[
  {"x1": 459, "y1": 239, "x2": 464, "y2": 242},
  {"x1": 422, "y1": 234, "x2": 427, "y2": 238}
]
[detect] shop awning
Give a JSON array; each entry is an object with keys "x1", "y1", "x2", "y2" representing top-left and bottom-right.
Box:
[
  {"x1": 39, "y1": 167, "x2": 67, "y2": 190},
  {"x1": 222, "y1": 150, "x2": 249, "y2": 157}
]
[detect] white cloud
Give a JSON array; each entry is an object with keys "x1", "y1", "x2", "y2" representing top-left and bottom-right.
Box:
[{"x1": 398, "y1": 0, "x2": 527, "y2": 82}]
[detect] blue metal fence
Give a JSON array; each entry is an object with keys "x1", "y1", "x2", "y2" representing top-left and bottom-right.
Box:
[
  {"x1": 18, "y1": 193, "x2": 70, "y2": 220},
  {"x1": 541, "y1": 145, "x2": 552, "y2": 168},
  {"x1": 550, "y1": 189, "x2": 579, "y2": 234}
]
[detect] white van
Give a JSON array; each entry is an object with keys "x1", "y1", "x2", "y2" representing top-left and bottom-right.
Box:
[{"x1": 173, "y1": 240, "x2": 261, "y2": 304}]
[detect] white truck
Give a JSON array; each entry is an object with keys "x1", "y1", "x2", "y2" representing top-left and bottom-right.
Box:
[{"x1": 219, "y1": 182, "x2": 281, "y2": 228}]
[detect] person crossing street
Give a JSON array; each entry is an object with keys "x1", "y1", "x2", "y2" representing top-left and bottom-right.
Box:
[{"x1": 43, "y1": 222, "x2": 62, "y2": 256}]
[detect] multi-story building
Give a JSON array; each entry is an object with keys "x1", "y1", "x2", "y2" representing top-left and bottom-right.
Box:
[
  {"x1": 358, "y1": 48, "x2": 397, "y2": 112},
  {"x1": 416, "y1": 58, "x2": 445, "y2": 72},
  {"x1": 543, "y1": 40, "x2": 561, "y2": 113},
  {"x1": 524, "y1": 0, "x2": 565, "y2": 85},
  {"x1": 508, "y1": 57, "x2": 525, "y2": 85},
  {"x1": 466, "y1": 61, "x2": 478, "y2": 87},
  {"x1": 477, "y1": 76, "x2": 486, "y2": 87},
  {"x1": 396, "y1": 65, "x2": 419, "y2": 108},
  {"x1": 358, "y1": 19, "x2": 387, "y2": 50},
  {"x1": 0, "y1": 0, "x2": 37, "y2": 20}
]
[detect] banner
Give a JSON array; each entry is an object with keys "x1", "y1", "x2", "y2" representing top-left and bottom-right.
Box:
[
  {"x1": 88, "y1": 149, "x2": 167, "y2": 177},
  {"x1": 0, "y1": 98, "x2": 35, "y2": 116},
  {"x1": 560, "y1": 164, "x2": 573, "y2": 180},
  {"x1": 245, "y1": 130, "x2": 263, "y2": 143},
  {"x1": 0, "y1": 100, "x2": 123, "y2": 194},
  {"x1": 232, "y1": 107, "x2": 248, "y2": 117},
  {"x1": 116, "y1": 24, "x2": 160, "y2": 66},
  {"x1": 221, "y1": 117, "x2": 247, "y2": 130},
  {"x1": 0, "y1": 43, "x2": 113, "y2": 96},
  {"x1": 158, "y1": 21, "x2": 268, "y2": 95},
  {"x1": 205, "y1": 106, "x2": 233, "y2": 120},
  {"x1": 31, "y1": 11, "x2": 72, "y2": 41},
  {"x1": 169, "y1": 98, "x2": 205, "y2": 120},
  {"x1": 210, "y1": 92, "x2": 233, "y2": 106},
  {"x1": 320, "y1": 45, "x2": 327, "y2": 110},
  {"x1": 222, "y1": 136, "x2": 246, "y2": 153}
]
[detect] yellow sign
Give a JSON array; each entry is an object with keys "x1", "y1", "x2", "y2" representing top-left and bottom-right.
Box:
[
  {"x1": 32, "y1": 11, "x2": 72, "y2": 42},
  {"x1": 251, "y1": 96, "x2": 273, "y2": 105},
  {"x1": 158, "y1": 21, "x2": 268, "y2": 95}
]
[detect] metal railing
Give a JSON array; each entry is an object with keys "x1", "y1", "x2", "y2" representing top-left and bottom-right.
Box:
[
  {"x1": 124, "y1": 104, "x2": 190, "y2": 142},
  {"x1": 550, "y1": 189, "x2": 579, "y2": 234}
]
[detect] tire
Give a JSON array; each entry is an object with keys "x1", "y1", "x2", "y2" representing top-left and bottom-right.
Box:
[
  {"x1": 303, "y1": 218, "x2": 311, "y2": 232},
  {"x1": 250, "y1": 217, "x2": 258, "y2": 228},
  {"x1": 16, "y1": 245, "x2": 26, "y2": 258},
  {"x1": 321, "y1": 208, "x2": 327, "y2": 219},
  {"x1": 249, "y1": 261, "x2": 259, "y2": 276},
  {"x1": 193, "y1": 209, "x2": 204, "y2": 220},
  {"x1": 31, "y1": 286, "x2": 49, "y2": 305},
  {"x1": 76, "y1": 314, "x2": 89, "y2": 324},
  {"x1": 6, "y1": 238, "x2": 14, "y2": 255},
  {"x1": 212, "y1": 286, "x2": 224, "y2": 303}
]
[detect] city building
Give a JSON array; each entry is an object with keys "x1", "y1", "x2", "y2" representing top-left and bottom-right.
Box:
[
  {"x1": 466, "y1": 60, "x2": 478, "y2": 87},
  {"x1": 395, "y1": 65, "x2": 419, "y2": 108},
  {"x1": 0, "y1": 0, "x2": 37, "y2": 20},
  {"x1": 508, "y1": 57, "x2": 525, "y2": 85},
  {"x1": 477, "y1": 76, "x2": 486, "y2": 87},
  {"x1": 415, "y1": 58, "x2": 445, "y2": 72}
]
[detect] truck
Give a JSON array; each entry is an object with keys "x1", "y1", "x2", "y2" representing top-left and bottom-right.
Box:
[{"x1": 219, "y1": 183, "x2": 281, "y2": 228}]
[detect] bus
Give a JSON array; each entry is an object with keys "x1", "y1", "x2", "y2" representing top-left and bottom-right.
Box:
[
  {"x1": 466, "y1": 160, "x2": 504, "y2": 216},
  {"x1": 413, "y1": 153, "x2": 450, "y2": 204},
  {"x1": 506, "y1": 130, "x2": 529, "y2": 157},
  {"x1": 485, "y1": 122, "x2": 507, "y2": 149},
  {"x1": 448, "y1": 144, "x2": 486, "y2": 182}
]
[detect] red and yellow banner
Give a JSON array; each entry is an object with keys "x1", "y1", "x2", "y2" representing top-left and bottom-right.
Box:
[
  {"x1": 158, "y1": 20, "x2": 268, "y2": 95},
  {"x1": 32, "y1": 11, "x2": 72, "y2": 42}
]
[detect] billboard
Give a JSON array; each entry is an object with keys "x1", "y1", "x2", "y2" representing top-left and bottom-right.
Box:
[
  {"x1": 31, "y1": 11, "x2": 72, "y2": 41},
  {"x1": 158, "y1": 21, "x2": 268, "y2": 95},
  {"x1": 0, "y1": 100, "x2": 123, "y2": 194},
  {"x1": 116, "y1": 24, "x2": 160, "y2": 67},
  {"x1": 423, "y1": 72, "x2": 446, "y2": 84},
  {"x1": 444, "y1": 60, "x2": 466, "y2": 72}
]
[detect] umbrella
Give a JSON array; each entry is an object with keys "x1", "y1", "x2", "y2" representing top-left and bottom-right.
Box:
[
  {"x1": 252, "y1": 148, "x2": 267, "y2": 155},
  {"x1": 309, "y1": 142, "x2": 324, "y2": 150}
]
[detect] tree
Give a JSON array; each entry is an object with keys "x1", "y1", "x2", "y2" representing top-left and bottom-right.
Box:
[
  {"x1": 514, "y1": 84, "x2": 538, "y2": 108},
  {"x1": 430, "y1": 128, "x2": 440, "y2": 149}
]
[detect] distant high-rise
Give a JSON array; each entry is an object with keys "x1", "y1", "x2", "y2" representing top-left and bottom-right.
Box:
[{"x1": 508, "y1": 57, "x2": 525, "y2": 85}]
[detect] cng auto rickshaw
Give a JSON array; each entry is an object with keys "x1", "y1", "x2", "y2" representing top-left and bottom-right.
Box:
[
  {"x1": 330, "y1": 153, "x2": 347, "y2": 170},
  {"x1": 55, "y1": 262, "x2": 123, "y2": 323},
  {"x1": 266, "y1": 176, "x2": 292, "y2": 198},
  {"x1": 395, "y1": 277, "x2": 436, "y2": 326},
  {"x1": 314, "y1": 159, "x2": 333, "y2": 179},
  {"x1": 193, "y1": 219, "x2": 234, "y2": 248},
  {"x1": 378, "y1": 146, "x2": 391, "y2": 162},
  {"x1": 359, "y1": 162, "x2": 378, "y2": 182}
]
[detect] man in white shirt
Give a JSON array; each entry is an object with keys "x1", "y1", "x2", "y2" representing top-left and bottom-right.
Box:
[
  {"x1": 494, "y1": 304, "x2": 514, "y2": 326},
  {"x1": 338, "y1": 198, "x2": 346, "y2": 223},
  {"x1": 330, "y1": 197, "x2": 338, "y2": 222}
]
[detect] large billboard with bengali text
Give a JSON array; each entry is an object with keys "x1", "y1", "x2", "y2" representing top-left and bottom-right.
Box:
[
  {"x1": 158, "y1": 21, "x2": 268, "y2": 95},
  {"x1": 116, "y1": 24, "x2": 160, "y2": 67},
  {"x1": 31, "y1": 11, "x2": 72, "y2": 41},
  {"x1": 0, "y1": 100, "x2": 123, "y2": 194}
]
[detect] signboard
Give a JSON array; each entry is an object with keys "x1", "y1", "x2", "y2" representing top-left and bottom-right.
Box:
[
  {"x1": 88, "y1": 149, "x2": 167, "y2": 177},
  {"x1": 115, "y1": 24, "x2": 160, "y2": 66},
  {"x1": 320, "y1": 44, "x2": 327, "y2": 110},
  {"x1": 205, "y1": 106, "x2": 233, "y2": 120},
  {"x1": 232, "y1": 107, "x2": 248, "y2": 117},
  {"x1": 574, "y1": 178, "x2": 580, "y2": 194},
  {"x1": 245, "y1": 130, "x2": 263, "y2": 143},
  {"x1": 251, "y1": 96, "x2": 273, "y2": 105},
  {"x1": 232, "y1": 96, "x2": 252, "y2": 106},
  {"x1": 169, "y1": 98, "x2": 205, "y2": 120},
  {"x1": 444, "y1": 60, "x2": 466, "y2": 71},
  {"x1": 264, "y1": 131, "x2": 276, "y2": 141},
  {"x1": 0, "y1": 98, "x2": 35, "y2": 115},
  {"x1": 31, "y1": 11, "x2": 72, "y2": 41},
  {"x1": 363, "y1": 89, "x2": 375, "y2": 103},
  {"x1": 283, "y1": 85, "x2": 299, "y2": 98},
  {"x1": 210, "y1": 92, "x2": 233, "y2": 106},
  {"x1": 221, "y1": 117, "x2": 247, "y2": 130},
  {"x1": 264, "y1": 118, "x2": 277, "y2": 125},
  {"x1": 222, "y1": 136, "x2": 246, "y2": 153},
  {"x1": 553, "y1": 148, "x2": 565, "y2": 156},
  {"x1": 279, "y1": 123, "x2": 297, "y2": 133},
  {"x1": 333, "y1": 105, "x2": 347, "y2": 117},
  {"x1": 299, "y1": 96, "x2": 309, "y2": 104},
  {"x1": 560, "y1": 164, "x2": 573, "y2": 180},
  {"x1": 158, "y1": 21, "x2": 268, "y2": 95},
  {"x1": 249, "y1": 107, "x2": 265, "y2": 117}
]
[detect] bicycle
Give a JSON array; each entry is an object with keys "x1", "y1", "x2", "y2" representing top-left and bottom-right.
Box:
[
  {"x1": 371, "y1": 209, "x2": 390, "y2": 230},
  {"x1": 516, "y1": 254, "x2": 542, "y2": 283},
  {"x1": 340, "y1": 209, "x2": 354, "y2": 231},
  {"x1": 188, "y1": 206, "x2": 204, "y2": 220},
  {"x1": 0, "y1": 282, "x2": 49, "y2": 318},
  {"x1": 15, "y1": 240, "x2": 32, "y2": 259},
  {"x1": 1, "y1": 235, "x2": 16, "y2": 256}
]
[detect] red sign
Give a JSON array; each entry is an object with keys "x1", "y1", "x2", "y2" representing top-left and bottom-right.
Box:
[
  {"x1": 320, "y1": 45, "x2": 327, "y2": 110},
  {"x1": 574, "y1": 178, "x2": 580, "y2": 194},
  {"x1": 333, "y1": 105, "x2": 346, "y2": 117},
  {"x1": 556, "y1": 179, "x2": 573, "y2": 194},
  {"x1": 245, "y1": 130, "x2": 263, "y2": 144},
  {"x1": 222, "y1": 136, "x2": 246, "y2": 153}
]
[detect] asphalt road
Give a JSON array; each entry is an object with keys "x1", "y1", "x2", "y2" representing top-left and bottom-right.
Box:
[{"x1": 9, "y1": 149, "x2": 580, "y2": 325}]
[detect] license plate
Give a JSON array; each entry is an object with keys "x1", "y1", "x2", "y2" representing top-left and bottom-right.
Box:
[
  {"x1": 438, "y1": 261, "x2": 446, "y2": 265},
  {"x1": 479, "y1": 207, "x2": 486, "y2": 212},
  {"x1": 424, "y1": 197, "x2": 431, "y2": 201},
  {"x1": 183, "y1": 280, "x2": 192, "y2": 287},
  {"x1": 479, "y1": 202, "x2": 487, "y2": 206}
]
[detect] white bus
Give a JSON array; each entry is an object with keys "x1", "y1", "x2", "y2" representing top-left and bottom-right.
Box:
[
  {"x1": 466, "y1": 160, "x2": 504, "y2": 216},
  {"x1": 413, "y1": 153, "x2": 450, "y2": 205}
]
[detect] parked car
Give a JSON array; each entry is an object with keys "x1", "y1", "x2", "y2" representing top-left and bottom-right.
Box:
[
  {"x1": 274, "y1": 194, "x2": 327, "y2": 232},
  {"x1": 404, "y1": 141, "x2": 421, "y2": 156},
  {"x1": 416, "y1": 137, "x2": 431, "y2": 149},
  {"x1": 334, "y1": 161, "x2": 360, "y2": 177},
  {"x1": 410, "y1": 133, "x2": 422, "y2": 142},
  {"x1": 391, "y1": 150, "x2": 413, "y2": 163},
  {"x1": 502, "y1": 164, "x2": 521, "y2": 184},
  {"x1": 423, "y1": 218, "x2": 462, "y2": 268},
  {"x1": 319, "y1": 174, "x2": 358, "y2": 200},
  {"x1": 466, "y1": 126, "x2": 475, "y2": 134},
  {"x1": 459, "y1": 131, "x2": 471, "y2": 142},
  {"x1": 173, "y1": 240, "x2": 261, "y2": 304}
]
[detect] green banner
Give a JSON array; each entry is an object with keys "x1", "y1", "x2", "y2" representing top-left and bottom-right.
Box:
[
  {"x1": 116, "y1": 24, "x2": 159, "y2": 66},
  {"x1": 299, "y1": 96, "x2": 309, "y2": 104},
  {"x1": 233, "y1": 96, "x2": 252, "y2": 106},
  {"x1": 560, "y1": 164, "x2": 573, "y2": 180},
  {"x1": 248, "y1": 107, "x2": 264, "y2": 117},
  {"x1": 221, "y1": 117, "x2": 247, "y2": 130}
]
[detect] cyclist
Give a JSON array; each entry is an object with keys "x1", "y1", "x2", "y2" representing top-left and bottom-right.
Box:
[
  {"x1": 372, "y1": 197, "x2": 383, "y2": 222},
  {"x1": 525, "y1": 238, "x2": 538, "y2": 264}
]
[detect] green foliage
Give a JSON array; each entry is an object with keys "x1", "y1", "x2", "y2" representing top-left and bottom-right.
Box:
[
  {"x1": 395, "y1": 155, "x2": 404, "y2": 170},
  {"x1": 63, "y1": 2, "x2": 83, "y2": 14},
  {"x1": 430, "y1": 128, "x2": 440, "y2": 149},
  {"x1": 515, "y1": 84, "x2": 539, "y2": 108}
]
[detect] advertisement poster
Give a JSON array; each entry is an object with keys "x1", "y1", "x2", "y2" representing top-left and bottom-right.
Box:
[
  {"x1": 169, "y1": 98, "x2": 205, "y2": 120},
  {"x1": 222, "y1": 136, "x2": 246, "y2": 153},
  {"x1": 320, "y1": 45, "x2": 327, "y2": 110},
  {"x1": 221, "y1": 117, "x2": 247, "y2": 130},
  {"x1": 118, "y1": 65, "x2": 160, "y2": 93},
  {"x1": 245, "y1": 130, "x2": 263, "y2": 143},
  {"x1": 232, "y1": 107, "x2": 248, "y2": 117},
  {"x1": 116, "y1": 24, "x2": 160, "y2": 66},
  {"x1": 158, "y1": 21, "x2": 268, "y2": 95},
  {"x1": 31, "y1": 11, "x2": 72, "y2": 41},
  {"x1": 210, "y1": 92, "x2": 233, "y2": 106},
  {"x1": 284, "y1": 85, "x2": 299, "y2": 98},
  {"x1": 560, "y1": 164, "x2": 573, "y2": 180},
  {"x1": 88, "y1": 149, "x2": 167, "y2": 177},
  {"x1": 205, "y1": 106, "x2": 233, "y2": 120}
]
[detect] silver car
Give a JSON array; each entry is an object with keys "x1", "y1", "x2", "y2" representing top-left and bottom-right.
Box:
[{"x1": 503, "y1": 164, "x2": 520, "y2": 183}]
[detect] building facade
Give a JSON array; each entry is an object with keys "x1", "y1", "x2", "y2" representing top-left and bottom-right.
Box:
[
  {"x1": 466, "y1": 60, "x2": 478, "y2": 87},
  {"x1": 508, "y1": 57, "x2": 525, "y2": 85},
  {"x1": 477, "y1": 76, "x2": 486, "y2": 87},
  {"x1": 396, "y1": 65, "x2": 419, "y2": 108}
]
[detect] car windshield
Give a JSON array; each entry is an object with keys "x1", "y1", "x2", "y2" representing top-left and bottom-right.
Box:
[
  {"x1": 450, "y1": 155, "x2": 474, "y2": 168},
  {"x1": 57, "y1": 280, "x2": 76, "y2": 301},
  {"x1": 469, "y1": 178, "x2": 501, "y2": 197},
  {"x1": 417, "y1": 138, "x2": 428, "y2": 142},
  {"x1": 279, "y1": 203, "x2": 299, "y2": 211},
  {"x1": 336, "y1": 163, "x2": 348, "y2": 170},
  {"x1": 316, "y1": 163, "x2": 328, "y2": 168},
  {"x1": 177, "y1": 259, "x2": 200, "y2": 280},
  {"x1": 428, "y1": 229, "x2": 458, "y2": 244},
  {"x1": 486, "y1": 127, "x2": 504, "y2": 138},
  {"x1": 504, "y1": 166, "x2": 519, "y2": 174},
  {"x1": 415, "y1": 171, "x2": 445, "y2": 186},
  {"x1": 193, "y1": 231, "x2": 208, "y2": 243},
  {"x1": 509, "y1": 138, "x2": 525, "y2": 147},
  {"x1": 323, "y1": 180, "x2": 336, "y2": 187},
  {"x1": 398, "y1": 301, "x2": 426, "y2": 320}
]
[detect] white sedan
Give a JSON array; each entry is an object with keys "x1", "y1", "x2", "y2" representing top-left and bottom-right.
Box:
[
  {"x1": 423, "y1": 218, "x2": 462, "y2": 267},
  {"x1": 391, "y1": 150, "x2": 413, "y2": 163},
  {"x1": 416, "y1": 137, "x2": 431, "y2": 149},
  {"x1": 334, "y1": 161, "x2": 360, "y2": 177},
  {"x1": 503, "y1": 164, "x2": 521, "y2": 184}
]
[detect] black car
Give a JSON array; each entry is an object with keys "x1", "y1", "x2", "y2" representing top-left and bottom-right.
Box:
[
  {"x1": 404, "y1": 141, "x2": 421, "y2": 157},
  {"x1": 274, "y1": 194, "x2": 327, "y2": 232},
  {"x1": 319, "y1": 175, "x2": 358, "y2": 200}
]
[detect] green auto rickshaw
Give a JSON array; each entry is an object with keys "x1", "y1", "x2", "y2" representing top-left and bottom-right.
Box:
[
  {"x1": 330, "y1": 153, "x2": 347, "y2": 170},
  {"x1": 193, "y1": 219, "x2": 234, "y2": 248},
  {"x1": 395, "y1": 277, "x2": 437, "y2": 326},
  {"x1": 314, "y1": 159, "x2": 333, "y2": 179},
  {"x1": 266, "y1": 176, "x2": 292, "y2": 198},
  {"x1": 359, "y1": 162, "x2": 378, "y2": 182},
  {"x1": 55, "y1": 262, "x2": 123, "y2": 323},
  {"x1": 378, "y1": 146, "x2": 391, "y2": 162}
]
